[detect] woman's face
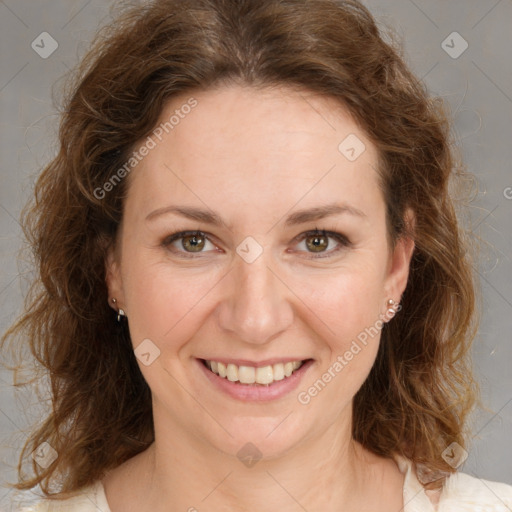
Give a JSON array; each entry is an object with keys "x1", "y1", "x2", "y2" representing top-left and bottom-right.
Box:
[{"x1": 106, "y1": 84, "x2": 414, "y2": 460}]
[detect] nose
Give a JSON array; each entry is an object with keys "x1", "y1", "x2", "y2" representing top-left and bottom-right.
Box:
[{"x1": 216, "y1": 250, "x2": 294, "y2": 346}]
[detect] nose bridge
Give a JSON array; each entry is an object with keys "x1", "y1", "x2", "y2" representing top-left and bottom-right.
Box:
[{"x1": 217, "y1": 249, "x2": 293, "y2": 345}]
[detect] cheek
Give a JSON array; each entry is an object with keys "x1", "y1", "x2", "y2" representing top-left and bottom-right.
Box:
[
  {"x1": 295, "y1": 271, "x2": 385, "y2": 413},
  {"x1": 120, "y1": 251, "x2": 226, "y2": 349},
  {"x1": 298, "y1": 262, "x2": 387, "y2": 342},
  {"x1": 292, "y1": 259, "x2": 387, "y2": 400}
]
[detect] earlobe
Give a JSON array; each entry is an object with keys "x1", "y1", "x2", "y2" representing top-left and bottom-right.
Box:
[{"x1": 105, "y1": 245, "x2": 125, "y2": 312}]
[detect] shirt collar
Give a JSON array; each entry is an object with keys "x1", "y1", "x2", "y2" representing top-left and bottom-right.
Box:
[{"x1": 393, "y1": 454, "x2": 437, "y2": 512}]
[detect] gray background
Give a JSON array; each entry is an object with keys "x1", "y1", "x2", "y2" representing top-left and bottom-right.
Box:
[{"x1": 1, "y1": 0, "x2": 511, "y2": 508}]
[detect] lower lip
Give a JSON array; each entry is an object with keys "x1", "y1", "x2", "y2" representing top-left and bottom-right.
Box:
[{"x1": 196, "y1": 358, "x2": 314, "y2": 402}]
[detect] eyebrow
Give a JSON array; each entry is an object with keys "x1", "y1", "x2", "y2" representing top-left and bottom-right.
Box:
[{"x1": 145, "y1": 202, "x2": 366, "y2": 227}]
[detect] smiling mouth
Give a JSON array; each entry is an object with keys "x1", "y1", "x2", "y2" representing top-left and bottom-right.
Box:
[{"x1": 201, "y1": 359, "x2": 312, "y2": 386}]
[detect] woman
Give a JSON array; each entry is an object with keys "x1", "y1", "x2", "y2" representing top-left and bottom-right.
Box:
[{"x1": 3, "y1": 0, "x2": 512, "y2": 510}]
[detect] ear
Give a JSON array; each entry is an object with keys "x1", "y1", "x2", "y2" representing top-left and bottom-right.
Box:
[
  {"x1": 383, "y1": 208, "x2": 415, "y2": 304},
  {"x1": 105, "y1": 242, "x2": 126, "y2": 313}
]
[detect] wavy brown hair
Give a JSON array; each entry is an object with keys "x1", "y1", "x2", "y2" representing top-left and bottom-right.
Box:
[{"x1": 2, "y1": 0, "x2": 479, "y2": 498}]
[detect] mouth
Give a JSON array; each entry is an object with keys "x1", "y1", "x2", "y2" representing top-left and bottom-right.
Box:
[
  {"x1": 197, "y1": 357, "x2": 315, "y2": 402},
  {"x1": 201, "y1": 358, "x2": 311, "y2": 385}
]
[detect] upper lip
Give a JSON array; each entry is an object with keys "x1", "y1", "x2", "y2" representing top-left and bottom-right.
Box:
[{"x1": 199, "y1": 357, "x2": 311, "y2": 368}]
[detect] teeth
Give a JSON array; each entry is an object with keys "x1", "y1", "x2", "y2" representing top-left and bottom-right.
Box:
[
  {"x1": 255, "y1": 366, "x2": 273, "y2": 385},
  {"x1": 204, "y1": 359, "x2": 306, "y2": 385},
  {"x1": 226, "y1": 363, "x2": 238, "y2": 382},
  {"x1": 238, "y1": 365, "x2": 255, "y2": 384},
  {"x1": 217, "y1": 362, "x2": 227, "y2": 378},
  {"x1": 272, "y1": 363, "x2": 285, "y2": 381}
]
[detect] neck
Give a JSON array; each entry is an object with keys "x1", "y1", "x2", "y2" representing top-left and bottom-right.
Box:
[{"x1": 125, "y1": 414, "x2": 389, "y2": 511}]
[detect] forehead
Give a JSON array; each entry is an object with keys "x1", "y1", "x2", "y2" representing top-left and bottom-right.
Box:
[
  {"x1": 161, "y1": 84, "x2": 365, "y2": 152},
  {"x1": 124, "y1": 85, "x2": 382, "y2": 223}
]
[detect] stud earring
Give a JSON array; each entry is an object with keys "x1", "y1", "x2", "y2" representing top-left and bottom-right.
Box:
[
  {"x1": 111, "y1": 298, "x2": 126, "y2": 322},
  {"x1": 386, "y1": 299, "x2": 398, "y2": 318}
]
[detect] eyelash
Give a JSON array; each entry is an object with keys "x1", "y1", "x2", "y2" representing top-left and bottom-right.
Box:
[{"x1": 161, "y1": 227, "x2": 352, "y2": 259}]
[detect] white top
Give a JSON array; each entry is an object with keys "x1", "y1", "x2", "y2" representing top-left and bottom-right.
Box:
[{"x1": 12, "y1": 455, "x2": 512, "y2": 511}]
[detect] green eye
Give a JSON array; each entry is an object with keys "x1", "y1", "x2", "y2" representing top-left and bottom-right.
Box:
[
  {"x1": 162, "y1": 228, "x2": 351, "y2": 259},
  {"x1": 295, "y1": 229, "x2": 351, "y2": 258},
  {"x1": 178, "y1": 233, "x2": 207, "y2": 252},
  {"x1": 163, "y1": 230, "x2": 216, "y2": 257}
]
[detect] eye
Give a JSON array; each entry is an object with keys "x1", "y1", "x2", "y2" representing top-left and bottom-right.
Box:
[
  {"x1": 162, "y1": 230, "x2": 218, "y2": 257},
  {"x1": 294, "y1": 228, "x2": 351, "y2": 258},
  {"x1": 162, "y1": 228, "x2": 351, "y2": 259}
]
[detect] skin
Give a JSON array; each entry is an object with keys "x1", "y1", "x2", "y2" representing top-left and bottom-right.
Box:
[{"x1": 104, "y1": 84, "x2": 415, "y2": 512}]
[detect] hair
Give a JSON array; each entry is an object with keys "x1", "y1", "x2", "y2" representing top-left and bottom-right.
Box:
[{"x1": 1, "y1": 0, "x2": 479, "y2": 498}]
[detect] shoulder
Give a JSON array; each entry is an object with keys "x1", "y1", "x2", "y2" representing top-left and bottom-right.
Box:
[
  {"x1": 15, "y1": 480, "x2": 110, "y2": 512},
  {"x1": 393, "y1": 454, "x2": 512, "y2": 511},
  {"x1": 438, "y1": 470, "x2": 512, "y2": 511}
]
